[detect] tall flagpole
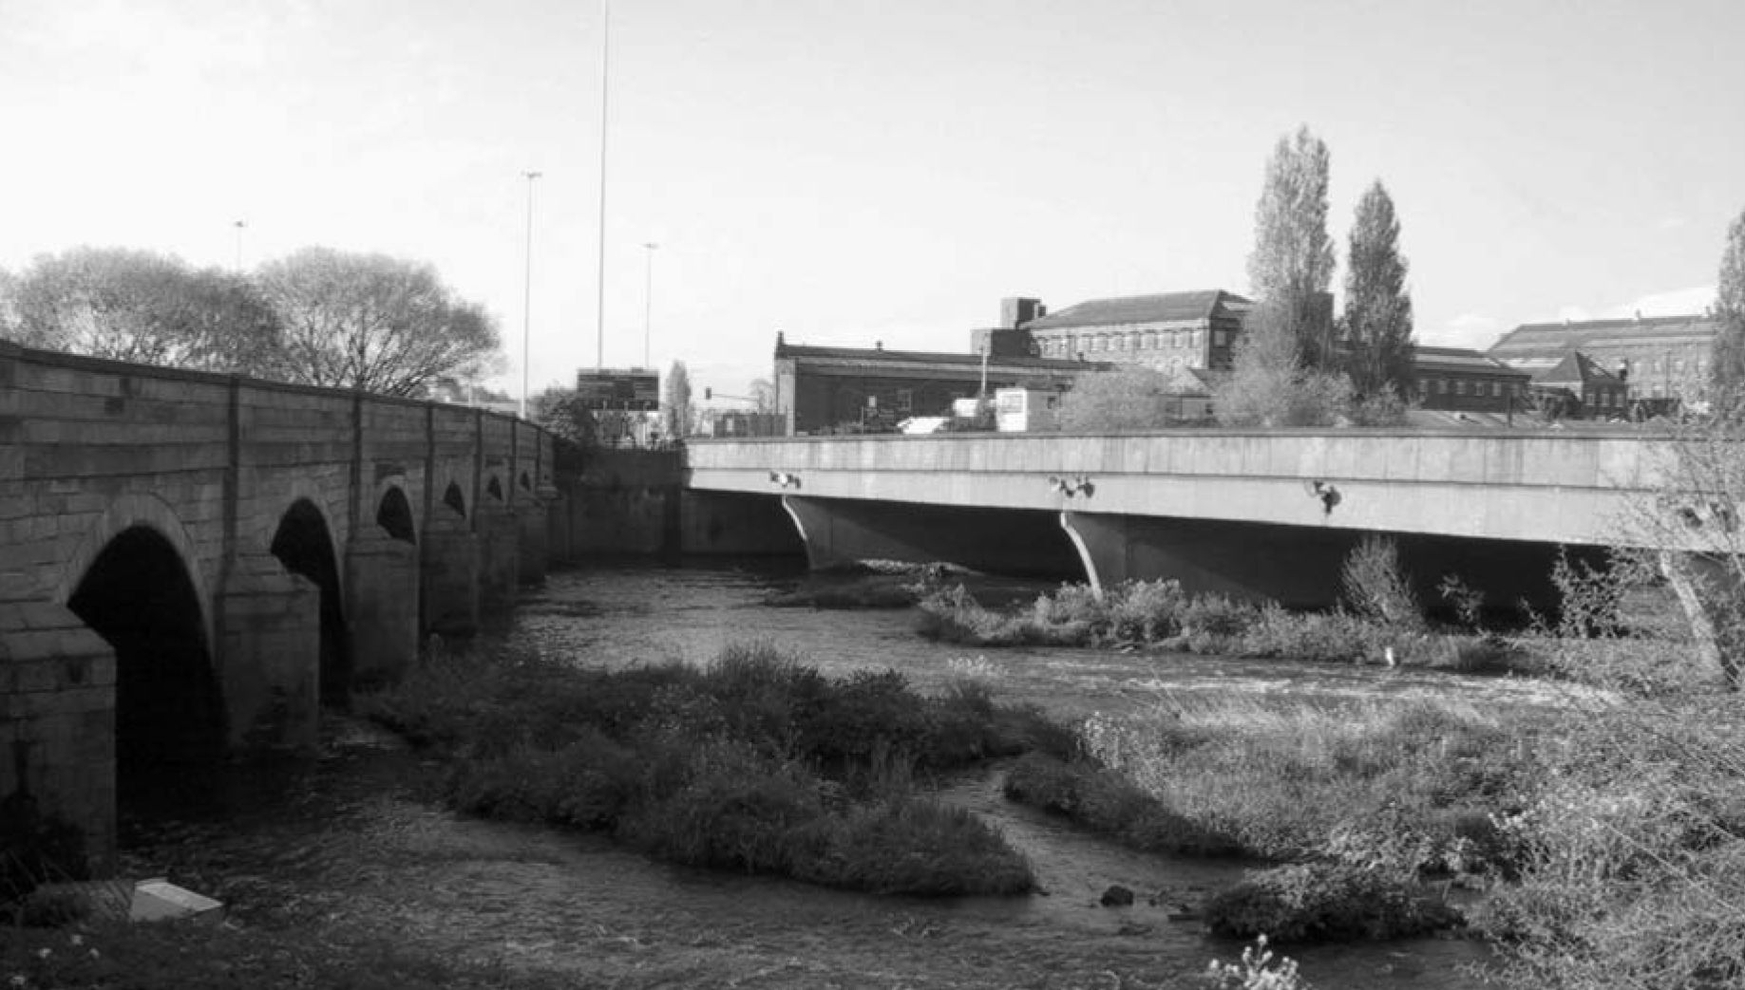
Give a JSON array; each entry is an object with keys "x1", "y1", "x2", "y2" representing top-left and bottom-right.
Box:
[{"x1": 595, "y1": 0, "x2": 610, "y2": 372}]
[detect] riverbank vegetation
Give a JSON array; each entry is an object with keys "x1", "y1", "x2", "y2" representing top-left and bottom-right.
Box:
[{"x1": 359, "y1": 642, "x2": 1063, "y2": 897}]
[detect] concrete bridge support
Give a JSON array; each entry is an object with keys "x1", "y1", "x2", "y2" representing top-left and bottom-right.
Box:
[
  {"x1": 215, "y1": 554, "x2": 322, "y2": 753},
  {"x1": 679, "y1": 491, "x2": 806, "y2": 556},
  {"x1": 1662, "y1": 552, "x2": 1745, "y2": 688},
  {"x1": 778, "y1": 495, "x2": 1080, "y2": 576}
]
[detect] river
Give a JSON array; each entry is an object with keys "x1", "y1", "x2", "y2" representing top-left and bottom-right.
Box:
[{"x1": 125, "y1": 559, "x2": 1519, "y2": 989}]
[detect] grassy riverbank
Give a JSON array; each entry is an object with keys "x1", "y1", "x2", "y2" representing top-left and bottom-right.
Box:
[{"x1": 360, "y1": 642, "x2": 1064, "y2": 897}]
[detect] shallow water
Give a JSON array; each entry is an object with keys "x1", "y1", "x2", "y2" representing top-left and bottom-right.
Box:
[{"x1": 123, "y1": 559, "x2": 1513, "y2": 989}]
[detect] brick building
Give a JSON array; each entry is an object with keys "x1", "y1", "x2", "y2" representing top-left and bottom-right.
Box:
[
  {"x1": 1486, "y1": 313, "x2": 1719, "y2": 401},
  {"x1": 1008, "y1": 289, "x2": 1254, "y2": 370},
  {"x1": 1529, "y1": 351, "x2": 1630, "y2": 419},
  {"x1": 1411, "y1": 346, "x2": 1533, "y2": 412}
]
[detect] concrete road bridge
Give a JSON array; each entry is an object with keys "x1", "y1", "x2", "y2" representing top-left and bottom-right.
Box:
[
  {"x1": 684, "y1": 430, "x2": 1725, "y2": 611},
  {"x1": 1, "y1": 342, "x2": 563, "y2": 872}
]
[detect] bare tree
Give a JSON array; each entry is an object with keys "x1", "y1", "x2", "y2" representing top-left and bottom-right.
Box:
[
  {"x1": 4, "y1": 247, "x2": 280, "y2": 372},
  {"x1": 255, "y1": 247, "x2": 499, "y2": 396}
]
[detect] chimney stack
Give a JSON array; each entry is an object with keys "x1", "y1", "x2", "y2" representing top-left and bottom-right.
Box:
[{"x1": 1000, "y1": 297, "x2": 1044, "y2": 329}]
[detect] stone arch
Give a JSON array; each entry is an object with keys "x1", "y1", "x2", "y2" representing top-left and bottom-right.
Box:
[
  {"x1": 375, "y1": 482, "x2": 417, "y2": 543},
  {"x1": 486, "y1": 475, "x2": 505, "y2": 504},
  {"x1": 270, "y1": 498, "x2": 352, "y2": 705},
  {"x1": 379, "y1": 489, "x2": 417, "y2": 541},
  {"x1": 518, "y1": 470, "x2": 532, "y2": 495},
  {"x1": 65, "y1": 523, "x2": 225, "y2": 806},
  {"x1": 54, "y1": 493, "x2": 214, "y2": 647},
  {"x1": 442, "y1": 481, "x2": 468, "y2": 520}
]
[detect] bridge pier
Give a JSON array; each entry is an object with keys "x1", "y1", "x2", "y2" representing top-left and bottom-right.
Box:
[
  {"x1": 421, "y1": 520, "x2": 480, "y2": 637},
  {"x1": 1662, "y1": 552, "x2": 1745, "y2": 688},
  {"x1": 215, "y1": 553, "x2": 321, "y2": 753},
  {"x1": 476, "y1": 506, "x2": 520, "y2": 616},
  {"x1": 517, "y1": 498, "x2": 549, "y2": 584},
  {"x1": 0, "y1": 600, "x2": 117, "y2": 876},
  {"x1": 344, "y1": 530, "x2": 421, "y2": 690}
]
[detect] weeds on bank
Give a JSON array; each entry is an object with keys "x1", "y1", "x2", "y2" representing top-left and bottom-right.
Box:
[
  {"x1": 360, "y1": 643, "x2": 1060, "y2": 897},
  {"x1": 916, "y1": 579, "x2": 1511, "y2": 671}
]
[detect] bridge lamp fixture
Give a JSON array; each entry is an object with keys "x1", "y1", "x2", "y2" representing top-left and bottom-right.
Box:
[
  {"x1": 769, "y1": 471, "x2": 800, "y2": 489},
  {"x1": 1047, "y1": 475, "x2": 1095, "y2": 498}
]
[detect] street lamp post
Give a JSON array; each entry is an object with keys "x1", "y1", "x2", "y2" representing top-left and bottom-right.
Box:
[
  {"x1": 642, "y1": 241, "x2": 658, "y2": 369},
  {"x1": 520, "y1": 170, "x2": 543, "y2": 420},
  {"x1": 595, "y1": 0, "x2": 611, "y2": 372},
  {"x1": 232, "y1": 220, "x2": 246, "y2": 272}
]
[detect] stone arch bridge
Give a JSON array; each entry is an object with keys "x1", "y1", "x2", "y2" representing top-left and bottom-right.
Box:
[{"x1": 1, "y1": 342, "x2": 564, "y2": 872}]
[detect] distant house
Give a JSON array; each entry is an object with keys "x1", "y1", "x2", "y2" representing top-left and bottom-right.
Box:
[
  {"x1": 1487, "y1": 313, "x2": 1719, "y2": 401},
  {"x1": 1529, "y1": 351, "x2": 1629, "y2": 419},
  {"x1": 999, "y1": 290, "x2": 1254, "y2": 371},
  {"x1": 1411, "y1": 346, "x2": 1533, "y2": 413}
]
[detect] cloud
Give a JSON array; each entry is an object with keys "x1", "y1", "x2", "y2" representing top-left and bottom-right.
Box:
[
  {"x1": 1421, "y1": 313, "x2": 1503, "y2": 350},
  {"x1": 1604, "y1": 285, "x2": 1716, "y2": 319}
]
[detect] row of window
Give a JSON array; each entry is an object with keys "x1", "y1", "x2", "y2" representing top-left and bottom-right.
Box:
[
  {"x1": 1039, "y1": 328, "x2": 1206, "y2": 357},
  {"x1": 1423, "y1": 378, "x2": 1526, "y2": 398}
]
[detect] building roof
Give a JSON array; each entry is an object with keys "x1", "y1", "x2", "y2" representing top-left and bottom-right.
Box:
[
  {"x1": 1531, "y1": 350, "x2": 1623, "y2": 388},
  {"x1": 1487, "y1": 314, "x2": 1719, "y2": 362},
  {"x1": 1020, "y1": 289, "x2": 1250, "y2": 331},
  {"x1": 1411, "y1": 345, "x2": 1531, "y2": 377},
  {"x1": 774, "y1": 339, "x2": 1096, "y2": 375}
]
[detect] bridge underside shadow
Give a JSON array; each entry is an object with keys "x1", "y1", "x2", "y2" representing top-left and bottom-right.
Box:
[
  {"x1": 1063, "y1": 511, "x2": 1598, "y2": 615},
  {"x1": 778, "y1": 495, "x2": 1081, "y2": 577}
]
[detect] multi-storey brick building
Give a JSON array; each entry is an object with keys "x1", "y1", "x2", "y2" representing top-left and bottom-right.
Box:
[
  {"x1": 1486, "y1": 313, "x2": 1719, "y2": 401},
  {"x1": 1002, "y1": 290, "x2": 1255, "y2": 370}
]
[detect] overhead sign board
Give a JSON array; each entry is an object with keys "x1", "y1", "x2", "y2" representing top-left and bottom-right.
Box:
[{"x1": 575, "y1": 368, "x2": 660, "y2": 411}]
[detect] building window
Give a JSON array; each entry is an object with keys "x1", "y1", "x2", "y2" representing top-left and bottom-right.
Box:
[
  {"x1": 897, "y1": 389, "x2": 913, "y2": 412},
  {"x1": 1214, "y1": 330, "x2": 1228, "y2": 347},
  {"x1": 1190, "y1": 330, "x2": 1203, "y2": 350}
]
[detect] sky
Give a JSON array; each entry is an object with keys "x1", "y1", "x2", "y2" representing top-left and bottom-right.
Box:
[{"x1": 3, "y1": 0, "x2": 1742, "y2": 400}]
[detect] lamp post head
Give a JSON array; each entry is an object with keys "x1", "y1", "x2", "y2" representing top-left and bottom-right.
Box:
[{"x1": 524, "y1": 170, "x2": 543, "y2": 181}]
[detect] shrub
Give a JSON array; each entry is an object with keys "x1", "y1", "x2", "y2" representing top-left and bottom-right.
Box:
[
  {"x1": 789, "y1": 798, "x2": 1035, "y2": 896},
  {"x1": 1002, "y1": 753, "x2": 1239, "y2": 856},
  {"x1": 1202, "y1": 863, "x2": 1463, "y2": 942},
  {"x1": 1339, "y1": 535, "x2": 1423, "y2": 630}
]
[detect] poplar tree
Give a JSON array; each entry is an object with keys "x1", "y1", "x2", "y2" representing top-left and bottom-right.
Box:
[
  {"x1": 1711, "y1": 207, "x2": 1745, "y2": 398},
  {"x1": 1341, "y1": 180, "x2": 1415, "y2": 398},
  {"x1": 663, "y1": 360, "x2": 693, "y2": 439},
  {"x1": 1245, "y1": 125, "x2": 1336, "y2": 369}
]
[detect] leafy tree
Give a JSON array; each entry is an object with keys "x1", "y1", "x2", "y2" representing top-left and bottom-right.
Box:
[
  {"x1": 0, "y1": 267, "x2": 18, "y2": 340},
  {"x1": 663, "y1": 360, "x2": 693, "y2": 438},
  {"x1": 1711, "y1": 206, "x2": 1745, "y2": 394},
  {"x1": 1341, "y1": 180, "x2": 1415, "y2": 399},
  {"x1": 4, "y1": 247, "x2": 280, "y2": 372},
  {"x1": 254, "y1": 247, "x2": 499, "y2": 396},
  {"x1": 1246, "y1": 125, "x2": 1337, "y2": 370},
  {"x1": 1212, "y1": 308, "x2": 1354, "y2": 428},
  {"x1": 1058, "y1": 364, "x2": 1197, "y2": 431}
]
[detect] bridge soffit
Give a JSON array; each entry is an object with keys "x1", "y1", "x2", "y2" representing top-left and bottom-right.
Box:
[{"x1": 53, "y1": 492, "x2": 216, "y2": 650}]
